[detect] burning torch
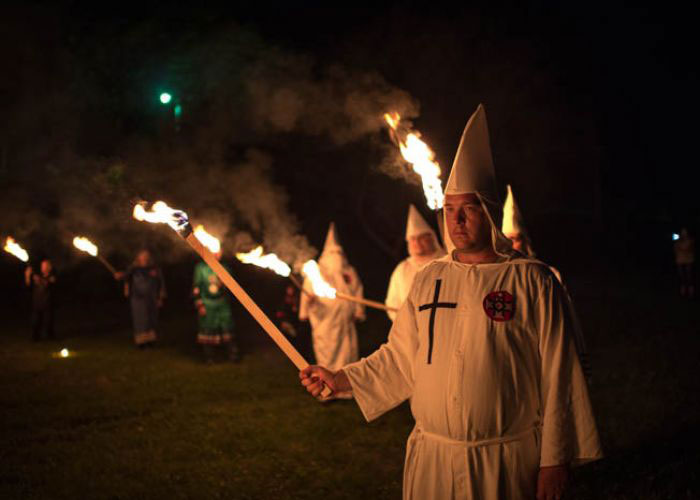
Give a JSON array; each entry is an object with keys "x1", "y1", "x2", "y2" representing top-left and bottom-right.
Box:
[
  {"x1": 72, "y1": 236, "x2": 117, "y2": 275},
  {"x1": 3, "y1": 236, "x2": 29, "y2": 263},
  {"x1": 133, "y1": 201, "x2": 332, "y2": 398},
  {"x1": 301, "y1": 260, "x2": 396, "y2": 312},
  {"x1": 384, "y1": 112, "x2": 446, "y2": 240},
  {"x1": 236, "y1": 246, "x2": 396, "y2": 313},
  {"x1": 383, "y1": 112, "x2": 444, "y2": 211}
]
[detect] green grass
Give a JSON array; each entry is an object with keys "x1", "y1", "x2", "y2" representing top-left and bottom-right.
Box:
[{"x1": 1, "y1": 277, "x2": 699, "y2": 499}]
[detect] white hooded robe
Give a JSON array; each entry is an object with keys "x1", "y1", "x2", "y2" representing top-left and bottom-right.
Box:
[
  {"x1": 386, "y1": 205, "x2": 446, "y2": 321},
  {"x1": 300, "y1": 223, "x2": 365, "y2": 372},
  {"x1": 342, "y1": 104, "x2": 602, "y2": 499}
]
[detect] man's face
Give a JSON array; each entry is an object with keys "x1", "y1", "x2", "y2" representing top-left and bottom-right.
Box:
[
  {"x1": 444, "y1": 193, "x2": 492, "y2": 253},
  {"x1": 507, "y1": 232, "x2": 523, "y2": 252},
  {"x1": 136, "y1": 251, "x2": 151, "y2": 267},
  {"x1": 408, "y1": 233, "x2": 437, "y2": 256},
  {"x1": 40, "y1": 260, "x2": 52, "y2": 275}
]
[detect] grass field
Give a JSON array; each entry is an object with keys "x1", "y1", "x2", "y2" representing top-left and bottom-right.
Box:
[{"x1": 1, "y1": 272, "x2": 699, "y2": 499}]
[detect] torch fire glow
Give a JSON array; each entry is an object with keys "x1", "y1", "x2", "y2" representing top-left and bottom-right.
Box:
[
  {"x1": 4, "y1": 236, "x2": 29, "y2": 262},
  {"x1": 301, "y1": 260, "x2": 337, "y2": 298},
  {"x1": 133, "y1": 201, "x2": 331, "y2": 397},
  {"x1": 383, "y1": 112, "x2": 444, "y2": 210},
  {"x1": 235, "y1": 248, "x2": 396, "y2": 312},
  {"x1": 236, "y1": 246, "x2": 292, "y2": 277},
  {"x1": 301, "y1": 259, "x2": 396, "y2": 312},
  {"x1": 72, "y1": 236, "x2": 117, "y2": 274},
  {"x1": 193, "y1": 225, "x2": 221, "y2": 254},
  {"x1": 73, "y1": 236, "x2": 97, "y2": 256}
]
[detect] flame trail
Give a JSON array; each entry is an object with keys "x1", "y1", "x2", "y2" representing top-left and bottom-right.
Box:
[
  {"x1": 72, "y1": 236, "x2": 117, "y2": 274},
  {"x1": 236, "y1": 246, "x2": 291, "y2": 277},
  {"x1": 73, "y1": 236, "x2": 98, "y2": 257},
  {"x1": 301, "y1": 260, "x2": 337, "y2": 298},
  {"x1": 383, "y1": 112, "x2": 444, "y2": 210},
  {"x1": 193, "y1": 225, "x2": 222, "y2": 254},
  {"x1": 4, "y1": 236, "x2": 29, "y2": 262}
]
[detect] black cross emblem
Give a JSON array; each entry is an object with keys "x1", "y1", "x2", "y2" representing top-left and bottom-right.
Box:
[{"x1": 418, "y1": 279, "x2": 457, "y2": 364}]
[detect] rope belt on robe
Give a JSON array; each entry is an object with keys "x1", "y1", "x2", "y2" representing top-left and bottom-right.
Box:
[{"x1": 413, "y1": 424, "x2": 540, "y2": 448}]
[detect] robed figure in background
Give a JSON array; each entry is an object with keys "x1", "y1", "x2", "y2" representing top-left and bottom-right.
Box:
[
  {"x1": 385, "y1": 204, "x2": 445, "y2": 321},
  {"x1": 502, "y1": 184, "x2": 592, "y2": 379},
  {"x1": 674, "y1": 228, "x2": 695, "y2": 298},
  {"x1": 193, "y1": 248, "x2": 239, "y2": 363},
  {"x1": 302, "y1": 104, "x2": 602, "y2": 499},
  {"x1": 121, "y1": 249, "x2": 166, "y2": 349},
  {"x1": 300, "y1": 223, "x2": 364, "y2": 396},
  {"x1": 25, "y1": 258, "x2": 57, "y2": 341}
]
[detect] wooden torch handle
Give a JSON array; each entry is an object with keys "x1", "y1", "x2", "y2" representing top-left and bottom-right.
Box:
[
  {"x1": 185, "y1": 233, "x2": 332, "y2": 398},
  {"x1": 97, "y1": 255, "x2": 117, "y2": 275},
  {"x1": 335, "y1": 291, "x2": 397, "y2": 313}
]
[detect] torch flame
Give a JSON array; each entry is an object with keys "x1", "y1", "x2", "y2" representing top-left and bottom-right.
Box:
[
  {"x1": 383, "y1": 111, "x2": 400, "y2": 129},
  {"x1": 193, "y1": 225, "x2": 221, "y2": 254},
  {"x1": 383, "y1": 112, "x2": 444, "y2": 210},
  {"x1": 236, "y1": 246, "x2": 291, "y2": 277},
  {"x1": 4, "y1": 237, "x2": 29, "y2": 262},
  {"x1": 73, "y1": 236, "x2": 98, "y2": 257},
  {"x1": 301, "y1": 260, "x2": 336, "y2": 299},
  {"x1": 133, "y1": 201, "x2": 189, "y2": 232}
]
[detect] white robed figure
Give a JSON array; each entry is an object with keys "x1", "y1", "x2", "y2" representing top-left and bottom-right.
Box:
[
  {"x1": 300, "y1": 223, "x2": 365, "y2": 374},
  {"x1": 502, "y1": 183, "x2": 592, "y2": 379},
  {"x1": 385, "y1": 204, "x2": 446, "y2": 321},
  {"x1": 301, "y1": 104, "x2": 602, "y2": 499}
]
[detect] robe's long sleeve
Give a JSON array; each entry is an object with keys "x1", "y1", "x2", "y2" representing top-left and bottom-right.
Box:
[
  {"x1": 537, "y1": 275, "x2": 602, "y2": 466},
  {"x1": 384, "y1": 265, "x2": 403, "y2": 322},
  {"x1": 298, "y1": 280, "x2": 312, "y2": 321},
  {"x1": 343, "y1": 295, "x2": 419, "y2": 421}
]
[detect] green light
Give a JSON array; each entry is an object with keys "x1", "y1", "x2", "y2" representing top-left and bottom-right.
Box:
[
  {"x1": 174, "y1": 104, "x2": 182, "y2": 117},
  {"x1": 159, "y1": 92, "x2": 172, "y2": 104}
]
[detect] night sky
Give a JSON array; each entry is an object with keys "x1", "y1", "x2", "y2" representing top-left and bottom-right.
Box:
[{"x1": 1, "y1": 1, "x2": 697, "y2": 276}]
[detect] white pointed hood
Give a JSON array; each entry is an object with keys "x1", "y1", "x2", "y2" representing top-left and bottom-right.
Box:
[
  {"x1": 319, "y1": 222, "x2": 347, "y2": 274},
  {"x1": 502, "y1": 184, "x2": 536, "y2": 257},
  {"x1": 443, "y1": 104, "x2": 513, "y2": 256},
  {"x1": 502, "y1": 184, "x2": 524, "y2": 235},
  {"x1": 405, "y1": 204, "x2": 445, "y2": 259},
  {"x1": 406, "y1": 204, "x2": 434, "y2": 239},
  {"x1": 322, "y1": 222, "x2": 343, "y2": 254}
]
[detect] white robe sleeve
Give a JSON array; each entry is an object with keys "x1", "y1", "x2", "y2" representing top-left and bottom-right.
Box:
[
  {"x1": 537, "y1": 274, "x2": 603, "y2": 467},
  {"x1": 298, "y1": 278, "x2": 313, "y2": 321},
  {"x1": 353, "y1": 273, "x2": 366, "y2": 321},
  {"x1": 342, "y1": 294, "x2": 419, "y2": 422},
  {"x1": 551, "y1": 267, "x2": 592, "y2": 380},
  {"x1": 384, "y1": 264, "x2": 403, "y2": 322}
]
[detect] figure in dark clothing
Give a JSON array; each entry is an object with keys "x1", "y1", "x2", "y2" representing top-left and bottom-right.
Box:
[
  {"x1": 118, "y1": 250, "x2": 166, "y2": 348},
  {"x1": 25, "y1": 259, "x2": 56, "y2": 341},
  {"x1": 276, "y1": 283, "x2": 313, "y2": 362},
  {"x1": 276, "y1": 284, "x2": 301, "y2": 339},
  {"x1": 675, "y1": 228, "x2": 695, "y2": 298}
]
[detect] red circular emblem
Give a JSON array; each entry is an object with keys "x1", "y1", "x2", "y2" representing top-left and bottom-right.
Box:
[{"x1": 483, "y1": 291, "x2": 515, "y2": 321}]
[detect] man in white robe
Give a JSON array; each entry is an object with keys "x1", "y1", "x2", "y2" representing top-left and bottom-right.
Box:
[
  {"x1": 503, "y1": 184, "x2": 592, "y2": 380},
  {"x1": 299, "y1": 223, "x2": 365, "y2": 378},
  {"x1": 301, "y1": 104, "x2": 602, "y2": 499},
  {"x1": 385, "y1": 204, "x2": 446, "y2": 321}
]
